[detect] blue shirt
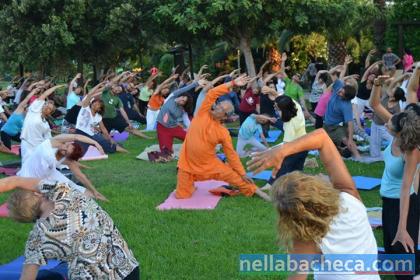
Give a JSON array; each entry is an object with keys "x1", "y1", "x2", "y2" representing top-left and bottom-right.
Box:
[
  {"x1": 380, "y1": 143, "x2": 414, "y2": 198},
  {"x1": 119, "y1": 92, "x2": 135, "y2": 111},
  {"x1": 239, "y1": 115, "x2": 263, "y2": 140},
  {"x1": 324, "y1": 80, "x2": 353, "y2": 125},
  {"x1": 1, "y1": 113, "x2": 24, "y2": 136},
  {"x1": 67, "y1": 92, "x2": 81, "y2": 110}
]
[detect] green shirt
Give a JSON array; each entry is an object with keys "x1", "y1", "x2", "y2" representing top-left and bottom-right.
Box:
[
  {"x1": 102, "y1": 90, "x2": 123, "y2": 119},
  {"x1": 139, "y1": 86, "x2": 153, "y2": 102},
  {"x1": 284, "y1": 77, "x2": 304, "y2": 102}
]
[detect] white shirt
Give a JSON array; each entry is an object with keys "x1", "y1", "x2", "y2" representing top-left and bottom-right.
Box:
[
  {"x1": 276, "y1": 79, "x2": 285, "y2": 95},
  {"x1": 314, "y1": 192, "x2": 379, "y2": 280},
  {"x1": 76, "y1": 106, "x2": 102, "y2": 136},
  {"x1": 17, "y1": 139, "x2": 85, "y2": 193},
  {"x1": 20, "y1": 100, "x2": 51, "y2": 146},
  {"x1": 18, "y1": 139, "x2": 58, "y2": 178}
]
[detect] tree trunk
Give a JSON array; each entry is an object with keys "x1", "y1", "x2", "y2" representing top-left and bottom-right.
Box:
[
  {"x1": 188, "y1": 43, "x2": 194, "y2": 79},
  {"x1": 238, "y1": 35, "x2": 256, "y2": 77},
  {"x1": 92, "y1": 64, "x2": 98, "y2": 85},
  {"x1": 328, "y1": 40, "x2": 347, "y2": 67},
  {"x1": 19, "y1": 63, "x2": 24, "y2": 77},
  {"x1": 373, "y1": 0, "x2": 386, "y2": 54},
  {"x1": 77, "y1": 56, "x2": 84, "y2": 75}
]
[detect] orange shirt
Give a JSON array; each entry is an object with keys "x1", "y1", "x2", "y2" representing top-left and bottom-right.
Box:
[
  {"x1": 148, "y1": 94, "x2": 164, "y2": 110},
  {"x1": 178, "y1": 84, "x2": 246, "y2": 176}
]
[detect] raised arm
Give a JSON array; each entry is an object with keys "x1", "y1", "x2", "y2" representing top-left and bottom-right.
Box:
[
  {"x1": 340, "y1": 55, "x2": 352, "y2": 80},
  {"x1": 369, "y1": 75, "x2": 392, "y2": 123},
  {"x1": 314, "y1": 70, "x2": 328, "y2": 83},
  {"x1": 361, "y1": 61, "x2": 381, "y2": 83},
  {"x1": 81, "y1": 82, "x2": 106, "y2": 107},
  {"x1": 258, "y1": 60, "x2": 270, "y2": 77},
  {"x1": 69, "y1": 73, "x2": 81, "y2": 93},
  {"x1": 38, "y1": 84, "x2": 65, "y2": 101},
  {"x1": 51, "y1": 134, "x2": 105, "y2": 154},
  {"x1": 0, "y1": 176, "x2": 41, "y2": 193},
  {"x1": 248, "y1": 129, "x2": 360, "y2": 200},
  {"x1": 364, "y1": 49, "x2": 376, "y2": 69},
  {"x1": 407, "y1": 64, "x2": 419, "y2": 104},
  {"x1": 15, "y1": 88, "x2": 39, "y2": 113},
  {"x1": 198, "y1": 75, "x2": 251, "y2": 114}
]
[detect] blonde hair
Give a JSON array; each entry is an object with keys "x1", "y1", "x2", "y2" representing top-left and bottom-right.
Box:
[
  {"x1": 7, "y1": 190, "x2": 42, "y2": 223},
  {"x1": 272, "y1": 171, "x2": 340, "y2": 247}
]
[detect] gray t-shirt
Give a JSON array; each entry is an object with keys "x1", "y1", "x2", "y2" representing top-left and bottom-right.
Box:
[
  {"x1": 157, "y1": 82, "x2": 197, "y2": 128},
  {"x1": 373, "y1": 95, "x2": 400, "y2": 125},
  {"x1": 382, "y1": 53, "x2": 399, "y2": 68}
]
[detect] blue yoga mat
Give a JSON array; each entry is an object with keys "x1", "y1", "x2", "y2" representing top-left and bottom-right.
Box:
[
  {"x1": 246, "y1": 170, "x2": 272, "y2": 181},
  {"x1": 352, "y1": 176, "x2": 381, "y2": 190},
  {"x1": 255, "y1": 130, "x2": 282, "y2": 143},
  {"x1": 0, "y1": 256, "x2": 67, "y2": 280}
]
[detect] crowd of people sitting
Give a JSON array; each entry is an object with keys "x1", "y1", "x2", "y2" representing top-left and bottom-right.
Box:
[{"x1": 0, "y1": 46, "x2": 418, "y2": 279}]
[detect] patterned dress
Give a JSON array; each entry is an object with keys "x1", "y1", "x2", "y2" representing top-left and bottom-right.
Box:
[{"x1": 24, "y1": 181, "x2": 139, "y2": 280}]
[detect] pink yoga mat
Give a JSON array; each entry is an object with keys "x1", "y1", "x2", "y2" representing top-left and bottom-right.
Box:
[
  {"x1": 0, "y1": 167, "x2": 18, "y2": 176},
  {"x1": 11, "y1": 145, "x2": 20, "y2": 156},
  {"x1": 157, "y1": 180, "x2": 227, "y2": 210},
  {"x1": 0, "y1": 203, "x2": 9, "y2": 218},
  {"x1": 80, "y1": 146, "x2": 108, "y2": 161}
]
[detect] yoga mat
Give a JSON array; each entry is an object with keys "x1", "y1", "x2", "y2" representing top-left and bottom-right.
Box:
[
  {"x1": 111, "y1": 131, "x2": 129, "y2": 143},
  {"x1": 0, "y1": 167, "x2": 18, "y2": 176},
  {"x1": 11, "y1": 145, "x2": 20, "y2": 156},
  {"x1": 217, "y1": 153, "x2": 226, "y2": 162},
  {"x1": 0, "y1": 256, "x2": 65, "y2": 280},
  {"x1": 157, "y1": 180, "x2": 226, "y2": 210},
  {"x1": 80, "y1": 146, "x2": 108, "y2": 161},
  {"x1": 378, "y1": 245, "x2": 420, "y2": 254},
  {"x1": 0, "y1": 203, "x2": 8, "y2": 217},
  {"x1": 366, "y1": 207, "x2": 382, "y2": 228},
  {"x1": 255, "y1": 130, "x2": 282, "y2": 143},
  {"x1": 352, "y1": 176, "x2": 381, "y2": 190},
  {"x1": 246, "y1": 170, "x2": 272, "y2": 181}
]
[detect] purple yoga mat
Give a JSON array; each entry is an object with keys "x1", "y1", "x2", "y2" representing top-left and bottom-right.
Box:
[{"x1": 157, "y1": 180, "x2": 227, "y2": 210}]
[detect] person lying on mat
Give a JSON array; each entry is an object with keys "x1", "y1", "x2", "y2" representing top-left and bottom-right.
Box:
[
  {"x1": 175, "y1": 74, "x2": 270, "y2": 201},
  {"x1": 236, "y1": 114, "x2": 276, "y2": 158},
  {"x1": 1, "y1": 176, "x2": 139, "y2": 280},
  {"x1": 247, "y1": 129, "x2": 379, "y2": 280},
  {"x1": 17, "y1": 134, "x2": 107, "y2": 201}
]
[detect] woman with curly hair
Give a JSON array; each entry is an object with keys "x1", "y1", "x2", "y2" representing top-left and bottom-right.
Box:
[
  {"x1": 248, "y1": 129, "x2": 379, "y2": 279},
  {"x1": 369, "y1": 65, "x2": 420, "y2": 279},
  {"x1": 1, "y1": 176, "x2": 139, "y2": 280}
]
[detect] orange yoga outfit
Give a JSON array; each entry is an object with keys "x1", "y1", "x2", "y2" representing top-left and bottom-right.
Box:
[
  {"x1": 148, "y1": 94, "x2": 165, "y2": 110},
  {"x1": 175, "y1": 84, "x2": 257, "y2": 199}
]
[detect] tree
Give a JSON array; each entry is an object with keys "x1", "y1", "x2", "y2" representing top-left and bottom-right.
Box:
[{"x1": 153, "y1": 0, "x2": 284, "y2": 77}]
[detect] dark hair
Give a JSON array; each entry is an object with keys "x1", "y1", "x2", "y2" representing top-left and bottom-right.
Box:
[
  {"x1": 92, "y1": 99, "x2": 105, "y2": 116},
  {"x1": 342, "y1": 85, "x2": 356, "y2": 101},
  {"x1": 404, "y1": 48, "x2": 412, "y2": 55},
  {"x1": 390, "y1": 106, "x2": 420, "y2": 152},
  {"x1": 275, "y1": 95, "x2": 297, "y2": 122},
  {"x1": 393, "y1": 87, "x2": 406, "y2": 102},
  {"x1": 178, "y1": 92, "x2": 194, "y2": 114},
  {"x1": 318, "y1": 73, "x2": 329, "y2": 84},
  {"x1": 67, "y1": 143, "x2": 84, "y2": 161}
]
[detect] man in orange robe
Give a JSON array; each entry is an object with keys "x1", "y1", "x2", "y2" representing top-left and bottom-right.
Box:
[{"x1": 175, "y1": 75, "x2": 270, "y2": 201}]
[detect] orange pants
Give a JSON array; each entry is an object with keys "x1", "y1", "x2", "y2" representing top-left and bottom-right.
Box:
[{"x1": 175, "y1": 165, "x2": 257, "y2": 199}]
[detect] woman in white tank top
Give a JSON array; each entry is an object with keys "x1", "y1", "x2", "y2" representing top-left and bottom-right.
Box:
[{"x1": 248, "y1": 129, "x2": 379, "y2": 280}]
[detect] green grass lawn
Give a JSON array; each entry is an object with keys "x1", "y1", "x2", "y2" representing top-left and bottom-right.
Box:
[{"x1": 0, "y1": 129, "x2": 388, "y2": 279}]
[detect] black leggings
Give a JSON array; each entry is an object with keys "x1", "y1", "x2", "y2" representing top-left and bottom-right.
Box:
[
  {"x1": 124, "y1": 266, "x2": 140, "y2": 280},
  {"x1": 314, "y1": 114, "x2": 323, "y2": 129},
  {"x1": 382, "y1": 193, "x2": 420, "y2": 279},
  {"x1": 0, "y1": 131, "x2": 20, "y2": 149},
  {"x1": 268, "y1": 151, "x2": 308, "y2": 185}
]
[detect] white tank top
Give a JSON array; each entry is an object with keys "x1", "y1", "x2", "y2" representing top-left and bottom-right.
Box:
[{"x1": 314, "y1": 192, "x2": 380, "y2": 280}]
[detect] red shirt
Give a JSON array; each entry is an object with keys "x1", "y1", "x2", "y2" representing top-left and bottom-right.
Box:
[{"x1": 239, "y1": 88, "x2": 259, "y2": 113}]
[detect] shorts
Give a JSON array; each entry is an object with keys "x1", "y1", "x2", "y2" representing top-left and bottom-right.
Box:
[{"x1": 324, "y1": 124, "x2": 348, "y2": 147}]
